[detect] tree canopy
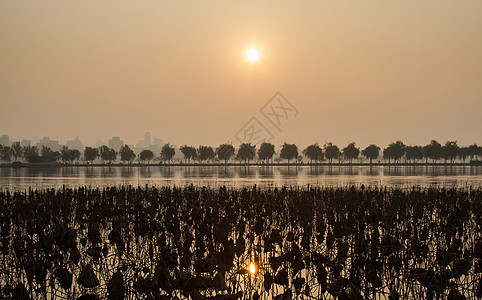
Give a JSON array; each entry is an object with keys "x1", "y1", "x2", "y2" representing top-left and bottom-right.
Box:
[
  {"x1": 280, "y1": 143, "x2": 298, "y2": 163},
  {"x1": 61, "y1": 146, "x2": 81, "y2": 163},
  {"x1": 84, "y1": 147, "x2": 99, "y2": 163},
  {"x1": 217, "y1": 144, "x2": 235, "y2": 164},
  {"x1": 383, "y1": 140, "x2": 405, "y2": 163},
  {"x1": 0, "y1": 138, "x2": 481, "y2": 165},
  {"x1": 23, "y1": 145, "x2": 40, "y2": 163},
  {"x1": 258, "y1": 142, "x2": 276, "y2": 162},
  {"x1": 0, "y1": 145, "x2": 11, "y2": 162},
  {"x1": 40, "y1": 146, "x2": 60, "y2": 163},
  {"x1": 119, "y1": 145, "x2": 136, "y2": 163},
  {"x1": 161, "y1": 143, "x2": 175, "y2": 163},
  {"x1": 197, "y1": 146, "x2": 215, "y2": 162},
  {"x1": 303, "y1": 144, "x2": 323, "y2": 163},
  {"x1": 442, "y1": 141, "x2": 459, "y2": 163},
  {"x1": 324, "y1": 143, "x2": 340, "y2": 164},
  {"x1": 99, "y1": 145, "x2": 117, "y2": 163},
  {"x1": 236, "y1": 143, "x2": 256, "y2": 163},
  {"x1": 422, "y1": 140, "x2": 442, "y2": 164},
  {"x1": 139, "y1": 149, "x2": 154, "y2": 163},
  {"x1": 342, "y1": 142, "x2": 360, "y2": 163},
  {"x1": 362, "y1": 144, "x2": 380, "y2": 164},
  {"x1": 180, "y1": 145, "x2": 197, "y2": 163},
  {"x1": 10, "y1": 142, "x2": 23, "y2": 161},
  {"x1": 405, "y1": 146, "x2": 423, "y2": 163}
]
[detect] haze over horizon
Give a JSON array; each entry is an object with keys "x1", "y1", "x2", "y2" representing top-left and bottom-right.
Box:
[{"x1": 1, "y1": 1, "x2": 481, "y2": 149}]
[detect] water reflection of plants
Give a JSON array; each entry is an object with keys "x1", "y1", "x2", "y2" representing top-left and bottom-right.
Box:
[{"x1": 0, "y1": 185, "x2": 481, "y2": 299}]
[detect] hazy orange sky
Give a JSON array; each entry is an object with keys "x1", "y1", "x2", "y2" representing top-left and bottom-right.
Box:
[{"x1": 1, "y1": 1, "x2": 481, "y2": 149}]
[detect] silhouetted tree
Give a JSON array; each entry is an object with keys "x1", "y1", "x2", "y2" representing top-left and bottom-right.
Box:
[
  {"x1": 10, "y1": 142, "x2": 23, "y2": 161},
  {"x1": 467, "y1": 144, "x2": 480, "y2": 161},
  {"x1": 324, "y1": 143, "x2": 340, "y2": 165},
  {"x1": 458, "y1": 146, "x2": 470, "y2": 163},
  {"x1": 41, "y1": 146, "x2": 60, "y2": 163},
  {"x1": 442, "y1": 141, "x2": 459, "y2": 163},
  {"x1": 84, "y1": 147, "x2": 99, "y2": 164},
  {"x1": 72, "y1": 149, "x2": 81, "y2": 162},
  {"x1": 23, "y1": 145, "x2": 40, "y2": 163},
  {"x1": 99, "y1": 145, "x2": 117, "y2": 163},
  {"x1": 258, "y1": 142, "x2": 276, "y2": 163},
  {"x1": 217, "y1": 143, "x2": 235, "y2": 164},
  {"x1": 61, "y1": 146, "x2": 74, "y2": 163},
  {"x1": 180, "y1": 145, "x2": 197, "y2": 163},
  {"x1": 119, "y1": 145, "x2": 136, "y2": 163},
  {"x1": 139, "y1": 149, "x2": 154, "y2": 164},
  {"x1": 405, "y1": 146, "x2": 423, "y2": 163},
  {"x1": 422, "y1": 140, "x2": 442, "y2": 164},
  {"x1": 197, "y1": 146, "x2": 215, "y2": 162},
  {"x1": 383, "y1": 140, "x2": 405, "y2": 164},
  {"x1": 236, "y1": 143, "x2": 256, "y2": 163},
  {"x1": 0, "y1": 145, "x2": 11, "y2": 162},
  {"x1": 362, "y1": 144, "x2": 380, "y2": 165},
  {"x1": 303, "y1": 144, "x2": 323, "y2": 164},
  {"x1": 280, "y1": 143, "x2": 298, "y2": 164},
  {"x1": 342, "y1": 142, "x2": 360, "y2": 164},
  {"x1": 161, "y1": 143, "x2": 175, "y2": 164},
  {"x1": 61, "y1": 146, "x2": 68, "y2": 163}
]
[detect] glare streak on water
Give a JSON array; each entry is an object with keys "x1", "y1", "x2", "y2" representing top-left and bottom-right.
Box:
[{"x1": 0, "y1": 165, "x2": 481, "y2": 190}]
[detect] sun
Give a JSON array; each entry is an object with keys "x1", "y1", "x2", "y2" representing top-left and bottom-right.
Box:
[
  {"x1": 246, "y1": 48, "x2": 259, "y2": 62},
  {"x1": 249, "y1": 262, "x2": 256, "y2": 274}
]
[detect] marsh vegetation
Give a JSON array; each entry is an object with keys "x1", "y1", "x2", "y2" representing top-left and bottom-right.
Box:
[{"x1": 1, "y1": 185, "x2": 481, "y2": 299}]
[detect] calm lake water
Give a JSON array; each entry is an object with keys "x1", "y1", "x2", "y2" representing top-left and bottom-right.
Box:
[{"x1": 1, "y1": 165, "x2": 481, "y2": 190}]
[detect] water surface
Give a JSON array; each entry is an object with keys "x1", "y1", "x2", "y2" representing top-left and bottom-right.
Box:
[{"x1": 1, "y1": 165, "x2": 481, "y2": 190}]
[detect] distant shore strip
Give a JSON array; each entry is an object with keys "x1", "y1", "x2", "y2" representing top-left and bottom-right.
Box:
[{"x1": 1, "y1": 161, "x2": 482, "y2": 168}]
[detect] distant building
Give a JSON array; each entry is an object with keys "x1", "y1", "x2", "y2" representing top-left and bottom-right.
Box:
[
  {"x1": 94, "y1": 139, "x2": 106, "y2": 148},
  {"x1": 144, "y1": 132, "x2": 151, "y2": 146},
  {"x1": 0, "y1": 134, "x2": 10, "y2": 146},
  {"x1": 147, "y1": 137, "x2": 163, "y2": 153},
  {"x1": 20, "y1": 139, "x2": 31, "y2": 147},
  {"x1": 108, "y1": 137, "x2": 124, "y2": 152},
  {"x1": 134, "y1": 132, "x2": 164, "y2": 155},
  {"x1": 37, "y1": 136, "x2": 61, "y2": 151},
  {"x1": 153, "y1": 137, "x2": 163, "y2": 148},
  {"x1": 136, "y1": 131, "x2": 152, "y2": 149},
  {"x1": 66, "y1": 137, "x2": 84, "y2": 151}
]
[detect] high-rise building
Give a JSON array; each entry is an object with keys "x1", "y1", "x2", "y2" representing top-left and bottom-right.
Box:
[
  {"x1": 66, "y1": 137, "x2": 84, "y2": 151},
  {"x1": 0, "y1": 134, "x2": 10, "y2": 146},
  {"x1": 94, "y1": 139, "x2": 105, "y2": 148},
  {"x1": 20, "y1": 140, "x2": 31, "y2": 147},
  {"x1": 108, "y1": 137, "x2": 124, "y2": 152},
  {"x1": 136, "y1": 131, "x2": 152, "y2": 149},
  {"x1": 37, "y1": 136, "x2": 61, "y2": 151},
  {"x1": 144, "y1": 132, "x2": 151, "y2": 146},
  {"x1": 153, "y1": 137, "x2": 163, "y2": 148}
]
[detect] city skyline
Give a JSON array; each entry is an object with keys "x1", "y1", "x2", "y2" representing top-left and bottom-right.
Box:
[
  {"x1": 1, "y1": 131, "x2": 481, "y2": 152},
  {"x1": 0, "y1": 132, "x2": 165, "y2": 150}
]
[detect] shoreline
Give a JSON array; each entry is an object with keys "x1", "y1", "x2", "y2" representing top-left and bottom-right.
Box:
[{"x1": 1, "y1": 161, "x2": 481, "y2": 168}]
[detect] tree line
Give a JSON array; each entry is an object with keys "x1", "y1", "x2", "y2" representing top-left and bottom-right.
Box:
[{"x1": 0, "y1": 140, "x2": 481, "y2": 165}]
